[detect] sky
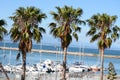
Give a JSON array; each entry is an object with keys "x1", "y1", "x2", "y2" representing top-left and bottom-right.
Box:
[{"x1": 0, "y1": 0, "x2": 120, "y2": 49}]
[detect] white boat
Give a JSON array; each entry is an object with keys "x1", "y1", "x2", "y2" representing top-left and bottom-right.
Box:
[
  {"x1": 69, "y1": 65, "x2": 85, "y2": 72},
  {"x1": 80, "y1": 65, "x2": 91, "y2": 72},
  {"x1": 35, "y1": 59, "x2": 55, "y2": 73},
  {"x1": 4, "y1": 65, "x2": 12, "y2": 72},
  {"x1": 55, "y1": 64, "x2": 63, "y2": 72},
  {"x1": 90, "y1": 65, "x2": 100, "y2": 72}
]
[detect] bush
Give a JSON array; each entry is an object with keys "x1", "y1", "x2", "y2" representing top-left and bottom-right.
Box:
[{"x1": 107, "y1": 62, "x2": 117, "y2": 80}]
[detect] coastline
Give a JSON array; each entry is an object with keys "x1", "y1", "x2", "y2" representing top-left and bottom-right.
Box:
[{"x1": 0, "y1": 47, "x2": 120, "y2": 59}]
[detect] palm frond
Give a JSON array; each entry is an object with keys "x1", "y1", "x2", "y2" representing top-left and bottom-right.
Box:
[
  {"x1": 76, "y1": 27, "x2": 81, "y2": 32},
  {"x1": 56, "y1": 6, "x2": 62, "y2": 14},
  {"x1": 90, "y1": 34, "x2": 100, "y2": 42},
  {"x1": 50, "y1": 11, "x2": 60, "y2": 21},
  {"x1": 38, "y1": 13, "x2": 47, "y2": 23},
  {"x1": 105, "y1": 38, "x2": 112, "y2": 48},
  {"x1": 33, "y1": 27, "x2": 41, "y2": 42},
  {"x1": 86, "y1": 19, "x2": 95, "y2": 27},
  {"x1": 0, "y1": 19, "x2": 6, "y2": 25},
  {"x1": 78, "y1": 20, "x2": 86, "y2": 25},
  {"x1": 0, "y1": 19, "x2": 7, "y2": 35},
  {"x1": 113, "y1": 26, "x2": 120, "y2": 32},
  {"x1": 75, "y1": 8, "x2": 83, "y2": 16},
  {"x1": 39, "y1": 27, "x2": 46, "y2": 33},
  {"x1": 86, "y1": 27, "x2": 96, "y2": 36},
  {"x1": 49, "y1": 22, "x2": 56, "y2": 28},
  {"x1": 71, "y1": 24, "x2": 81, "y2": 32},
  {"x1": 66, "y1": 34, "x2": 72, "y2": 44},
  {"x1": 111, "y1": 33, "x2": 119, "y2": 41},
  {"x1": 98, "y1": 39, "x2": 105, "y2": 49},
  {"x1": 10, "y1": 25, "x2": 21, "y2": 42},
  {"x1": 73, "y1": 32, "x2": 78, "y2": 41},
  {"x1": 16, "y1": 52, "x2": 20, "y2": 61}
]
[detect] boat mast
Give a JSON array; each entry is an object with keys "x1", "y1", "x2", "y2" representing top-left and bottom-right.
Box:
[
  {"x1": 9, "y1": 47, "x2": 11, "y2": 65},
  {"x1": 39, "y1": 42, "x2": 42, "y2": 63},
  {"x1": 3, "y1": 41, "x2": 5, "y2": 65},
  {"x1": 79, "y1": 43, "x2": 85, "y2": 65}
]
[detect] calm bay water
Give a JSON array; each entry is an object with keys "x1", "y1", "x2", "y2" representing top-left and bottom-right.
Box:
[{"x1": 0, "y1": 41, "x2": 120, "y2": 74}]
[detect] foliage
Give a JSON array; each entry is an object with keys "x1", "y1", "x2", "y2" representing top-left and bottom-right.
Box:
[
  {"x1": 107, "y1": 62, "x2": 117, "y2": 80},
  {"x1": 10, "y1": 6, "x2": 46, "y2": 59},
  {"x1": 0, "y1": 19, "x2": 7, "y2": 40},
  {"x1": 49, "y1": 5, "x2": 85, "y2": 49},
  {"x1": 87, "y1": 13, "x2": 120, "y2": 49}
]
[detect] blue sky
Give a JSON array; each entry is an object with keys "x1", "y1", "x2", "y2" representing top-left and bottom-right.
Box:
[{"x1": 0, "y1": 0, "x2": 120, "y2": 49}]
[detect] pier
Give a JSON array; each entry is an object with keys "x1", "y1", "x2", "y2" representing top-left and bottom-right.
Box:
[{"x1": 0, "y1": 47, "x2": 120, "y2": 58}]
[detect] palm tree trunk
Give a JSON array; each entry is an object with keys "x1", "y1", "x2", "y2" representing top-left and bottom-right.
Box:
[
  {"x1": 100, "y1": 48, "x2": 104, "y2": 80},
  {"x1": 21, "y1": 53, "x2": 26, "y2": 80},
  {"x1": 0, "y1": 63, "x2": 9, "y2": 80},
  {"x1": 62, "y1": 47, "x2": 67, "y2": 80},
  {"x1": 99, "y1": 49, "x2": 101, "y2": 65}
]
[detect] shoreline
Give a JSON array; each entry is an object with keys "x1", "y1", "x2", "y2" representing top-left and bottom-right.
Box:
[{"x1": 0, "y1": 47, "x2": 120, "y2": 59}]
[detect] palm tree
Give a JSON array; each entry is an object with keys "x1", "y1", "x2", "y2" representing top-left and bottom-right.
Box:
[
  {"x1": 9, "y1": 7, "x2": 46, "y2": 80},
  {"x1": 49, "y1": 6, "x2": 85, "y2": 80},
  {"x1": 0, "y1": 19, "x2": 8, "y2": 80},
  {"x1": 86, "y1": 13, "x2": 120, "y2": 80}
]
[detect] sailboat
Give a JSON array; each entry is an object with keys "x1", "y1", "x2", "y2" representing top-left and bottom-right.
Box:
[
  {"x1": 78, "y1": 44, "x2": 100, "y2": 72},
  {"x1": 69, "y1": 44, "x2": 91, "y2": 72},
  {"x1": 90, "y1": 49, "x2": 101, "y2": 72}
]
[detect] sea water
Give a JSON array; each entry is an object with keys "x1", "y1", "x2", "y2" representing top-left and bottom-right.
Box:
[{"x1": 0, "y1": 42, "x2": 120, "y2": 74}]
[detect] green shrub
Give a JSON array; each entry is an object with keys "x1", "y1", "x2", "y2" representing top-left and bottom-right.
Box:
[{"x1": 107, "y1": 62, "x2": 117, "y2": 80}]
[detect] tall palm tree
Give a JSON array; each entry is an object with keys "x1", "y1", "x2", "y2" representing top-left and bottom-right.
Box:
[
  {"x1": 86, "y1": 13, "x2": 120, "y2": 80},
  {"x1": 0, "y1": 19, "x2": 8, "y2": 80},
  {"x1": 9, "y1": 7, "x2": 46, "y2": 80},
  {"x1": 49, "y1": 6, "x2": 85, "y2": 80}
]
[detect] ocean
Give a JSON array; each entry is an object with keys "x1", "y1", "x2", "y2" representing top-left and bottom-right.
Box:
[{"x1": 0, "y1": 41, "x2": 120, "y2": 74}]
